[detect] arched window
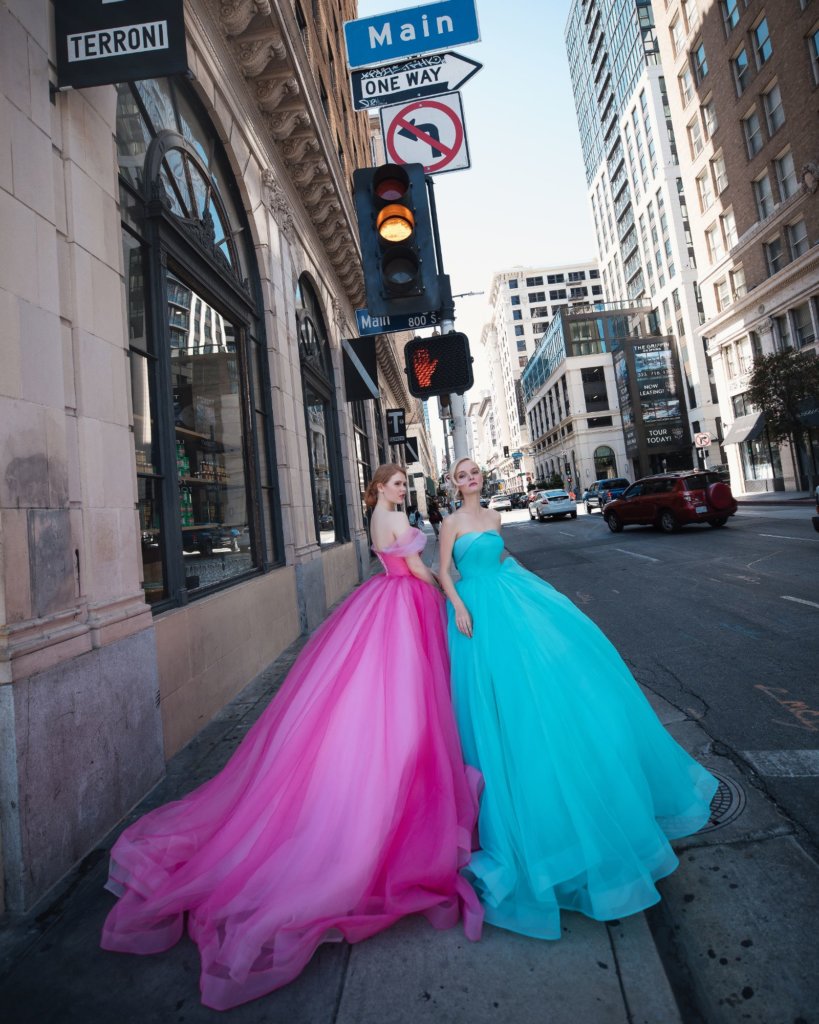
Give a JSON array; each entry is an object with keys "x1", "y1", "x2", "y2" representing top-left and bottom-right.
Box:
[
  {"x1": 594, "y1": 445, "x2": 618, "y2": 478},
  {"x1": 116, "y1": 78, "x2": 280, "y2": 607},
  {"x1": 296, "y1": 276, "x2": 347, "y2": 545}
]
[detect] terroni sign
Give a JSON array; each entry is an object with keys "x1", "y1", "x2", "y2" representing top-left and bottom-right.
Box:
[
  {"x1": 344, "y1": 0, "x2": 480, "y2": 70},
  {"x1": 55, "y1": 0, "x2": 188, "y2": 90}
]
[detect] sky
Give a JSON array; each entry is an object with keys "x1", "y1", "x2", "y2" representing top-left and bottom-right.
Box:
[{"x1": 352, "y1": 0, "x2": 598, "y2": 457}]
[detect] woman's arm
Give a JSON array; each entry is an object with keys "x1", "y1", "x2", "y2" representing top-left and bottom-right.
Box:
[
  {"x1": 438, "y1": 518, "x2": 472, "y2": 637},
  {"x1": 404, "y1": 552, "x2": 439, "y2": 587}
]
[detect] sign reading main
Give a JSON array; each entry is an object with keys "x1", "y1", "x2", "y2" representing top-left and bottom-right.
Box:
[
  {"x1": 55, "y1": 0, "x2": 188, "y2": 90},
  {"x1": 355, "y1": 308, "x2": 442, "y2": 336},
  {"x1": 351, "y1": 52, "x2": 481, "y2": 110},
  {"x1": 344, "y1": 0, "x2": 480, "y2": 70}
]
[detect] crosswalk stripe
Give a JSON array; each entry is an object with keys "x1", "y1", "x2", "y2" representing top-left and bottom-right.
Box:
[{"x1": 742, "y1": 750, "x2": 819, "y2": 777}]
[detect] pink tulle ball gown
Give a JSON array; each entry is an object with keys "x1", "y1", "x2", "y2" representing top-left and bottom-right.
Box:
[{"x1": 101, "y1": 528, "x2": 482, "y2": 1010}]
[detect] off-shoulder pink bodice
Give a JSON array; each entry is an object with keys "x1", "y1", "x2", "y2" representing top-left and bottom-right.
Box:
[{"x1": 374, "y1": 526, "x2": 426, "y2": 577}]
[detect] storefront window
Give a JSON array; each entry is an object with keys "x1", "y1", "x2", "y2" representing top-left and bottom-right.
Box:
[
  {"x1": 117, "y1": 78, "x2": 279, "y2": 607},
  {"x1": 594, "y1": 446, "x2": 618, "y2": 477},
  {"x1": 297, "y1": 276, "x2": 347, "y2": 545},
  {"x1": 352, "y1": 401, "x2": 372, "y2": 519}
]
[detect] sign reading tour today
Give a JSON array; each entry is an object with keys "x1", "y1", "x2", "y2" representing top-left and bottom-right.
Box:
[
  {"x1": 344, "y1": 0, "x2": 480, "y2": 70},
  {"x1": 55, "y1": 0, "x2": 188, "y2": 90}
]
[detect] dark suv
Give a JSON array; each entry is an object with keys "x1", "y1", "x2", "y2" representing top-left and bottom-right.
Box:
[
  {"x1": 603, "y1": 470, "x2": 737, "y2": 533},
  {"x1": 584, "y1": 477, "x2": 631, "y2": 514}
]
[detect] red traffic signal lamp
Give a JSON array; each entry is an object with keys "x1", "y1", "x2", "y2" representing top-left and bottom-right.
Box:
[
  {"x1": 353, "y1": 163, "x2": 441, "y2": 317},
  {"x1": 404, "y1": 332, "x2": 474, "y2": 399}
]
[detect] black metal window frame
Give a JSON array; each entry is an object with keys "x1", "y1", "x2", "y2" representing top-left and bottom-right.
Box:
[{"x1": 118, "y1": 78, "x2": 283, "y2": 611}]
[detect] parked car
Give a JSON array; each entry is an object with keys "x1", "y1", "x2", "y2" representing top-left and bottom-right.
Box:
[
  {"x1": 584, "y1": 477, "x2": 631, "y2": 514},
  {"x1": 488, "y1": 493, "x2": 512, "y2": 511},
  {"x1": 506, "y1": 491, "x2": 528, "y2": 509},
  {"x1": 603, "y1": 470, "x2": 738, "y2": 533},
  {"x1": 530, "y1": 489, "x2": 577, "y2": 521},
  {"x1": 813, "y1": 484, "x2": 819, "y2": 533}
]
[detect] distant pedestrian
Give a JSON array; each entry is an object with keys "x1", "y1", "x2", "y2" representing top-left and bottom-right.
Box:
[
  {"x1": 407, "y1": 504, "x2": 424, "y2": 529},
  {"x1": 427, "y1": 497, "x2": 443, "y2": 539}
]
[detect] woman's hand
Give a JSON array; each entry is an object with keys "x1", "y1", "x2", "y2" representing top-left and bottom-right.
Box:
[{"x1": 454, "y1": 603, "x2": 473, "y2": 638}]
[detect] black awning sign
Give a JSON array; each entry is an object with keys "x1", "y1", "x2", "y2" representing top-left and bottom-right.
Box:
[
  {"x1": 55, "y1": 0, "x2": 188, "y2": 90},
  {"x1": 386, "y1": 408, "x2": 406, "y2": 445}
]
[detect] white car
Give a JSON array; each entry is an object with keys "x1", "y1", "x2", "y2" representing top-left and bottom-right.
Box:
[
  {"x1": 488, "y1": 494, "x2": 512, "y2": 511},
  {"x1": 530, "y1": 489, "x2": 577, "y2": 521}
]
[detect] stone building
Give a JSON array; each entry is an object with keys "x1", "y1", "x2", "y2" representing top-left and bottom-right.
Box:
[
  {"x1": 0, "y1": 0, "x2": 426, "y2": 912},
  {"x1": 653, "y1": 0, "x2": 819, "y2": 492}
]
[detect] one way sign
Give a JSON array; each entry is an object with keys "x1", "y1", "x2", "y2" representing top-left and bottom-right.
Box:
[{"x1": 351, "y1": 51, "x2": 481, "y2": 111}]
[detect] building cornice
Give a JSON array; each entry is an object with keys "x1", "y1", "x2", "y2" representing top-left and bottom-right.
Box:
[{"x1": 203, "y1": 0, "x2": 364, "y2": 304}]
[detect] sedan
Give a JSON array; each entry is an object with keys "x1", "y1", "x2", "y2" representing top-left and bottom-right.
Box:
[
  {"x1": 488, "y1": 494, "x2": 512, "y2": 511},
  {"x1": 530, "y1": 489, "x2": 577, "y2": 521}
]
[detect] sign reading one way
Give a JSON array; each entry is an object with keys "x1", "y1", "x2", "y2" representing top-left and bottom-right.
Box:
[{"x1": 351, "y1": 51, "x2": 481, "y2": 110}]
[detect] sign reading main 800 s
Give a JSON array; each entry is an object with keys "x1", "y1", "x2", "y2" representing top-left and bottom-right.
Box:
[{"x1": 344, "y1": 0, "x2": 480, "y2": 70}]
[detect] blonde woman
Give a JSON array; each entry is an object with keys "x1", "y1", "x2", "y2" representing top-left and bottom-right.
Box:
[
  {"x1": 437, "y1": 456, "x2": 717, "y2": 939},
  {"x1": 102, "y1": 464, "x2": 481, "y2": 1010}
]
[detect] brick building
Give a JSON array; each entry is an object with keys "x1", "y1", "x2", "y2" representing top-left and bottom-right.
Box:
[{"x1": 654, "y1": 0, "x2": 819, "y2": 492}]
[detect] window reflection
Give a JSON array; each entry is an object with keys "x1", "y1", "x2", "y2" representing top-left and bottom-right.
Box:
[{"x1": 168, "y1": 272, "x2": 254, "y2": 590}]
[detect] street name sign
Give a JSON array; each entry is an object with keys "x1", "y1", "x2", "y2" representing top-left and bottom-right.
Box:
[
  {"x1": 344, "y1": 0, "x2": 480, "y2": 70},
  {"x1": 381, "y1": 92, "x2": 470, "y2": 174},
  {"x1": 356, "y1": 308, "x2": 442, "y2": 336},
  {"x1": 350, "y1": 52, "x2": 481, "y2": 110}
]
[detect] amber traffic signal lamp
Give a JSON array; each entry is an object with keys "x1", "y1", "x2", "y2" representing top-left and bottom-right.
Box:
[
  {"x1": 404, "y1": 332, "x2": 474, "y2": 399},
  {"x1": 353, "y1": 163, "x2": 441, "y2": 317}
]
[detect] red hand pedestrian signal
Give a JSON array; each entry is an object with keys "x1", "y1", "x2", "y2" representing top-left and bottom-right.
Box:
[
  {"x1": 411, "y1": 347, "x2": 439, "y2": 389},
  {"x1": 404, "y1": 333, "x2": 474, "y2": 399}
]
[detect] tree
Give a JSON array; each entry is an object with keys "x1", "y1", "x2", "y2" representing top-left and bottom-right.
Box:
[{"x1": 747, "y1": 350, "x2": 819, "y2": 488}]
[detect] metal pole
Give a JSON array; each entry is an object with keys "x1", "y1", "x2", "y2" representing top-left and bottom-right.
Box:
[{"x1": 426, "y1": 176, "x2": 469, "y2": 462}]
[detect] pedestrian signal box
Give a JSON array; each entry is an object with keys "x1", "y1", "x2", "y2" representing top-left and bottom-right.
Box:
[
  {"x1": 404, "y1": 332, "x2": 474, "y2": 399},
  {"x1": 353, "y1": 163, "x2": 441, "y2": 318}
]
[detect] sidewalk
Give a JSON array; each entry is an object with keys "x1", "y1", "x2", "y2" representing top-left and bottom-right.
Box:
[
  {"x1": 0, "y1": 530, "x2": 685, "y2": 1024},
  {"x1": 734, "y1": 487, "x2": 815, "y2": 506}
]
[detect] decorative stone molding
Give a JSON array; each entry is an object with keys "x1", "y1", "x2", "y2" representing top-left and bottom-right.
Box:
[
  {"x1": 213, "y1": 0, "x2": 364, "y2": 304},
  {"x1": 802, "y1": 161, "x2": 819, "y2": 195},
  {"x1": 262, "y1": 168, "x2": 294, "y2": 240},
  {"x1": 220, "y1": 0, "x2": 272, "y2": 37}
]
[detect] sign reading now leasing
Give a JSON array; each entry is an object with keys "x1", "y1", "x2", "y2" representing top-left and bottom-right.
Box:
[
  {"x1": 344, "y1": 0, "x2": 480, "y2": 70},
  {"x1": 55, "y1": 0, "x2": 187, "y2": 89}
]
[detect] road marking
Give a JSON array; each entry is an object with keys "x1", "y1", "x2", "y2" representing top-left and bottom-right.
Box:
[
  {"x1": 781, "y1": 595, "x2": 819, "y2": 610},
  {"x1": 760, "y1": 533, "x2": 819, "y2": 542},
  {"x1": 755, "y1": 685, "x2": 819, "y2": 732},
  {"x1": 559, "y1": 530, "x2": 575, "y2": 537},
  {"x1": 741, "y1": 749, "x2": 819, "y2": 777},
  {"x1": 615, "y1": 548, "x2": 660, "y2": 562}
]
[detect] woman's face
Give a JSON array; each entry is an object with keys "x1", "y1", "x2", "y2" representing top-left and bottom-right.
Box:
[
  {"x1": 380, "y1": 472, "x2": 407, "y2": 505},
  {"x1": 454, "y1": 460, "x2": 482, "y2": 495}
]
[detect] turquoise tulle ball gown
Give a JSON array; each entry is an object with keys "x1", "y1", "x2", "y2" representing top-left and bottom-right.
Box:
[
  {"x1": 447, "y1": 529, "x2": 718, "y2": 939},
  {"x1": 101, "y1": 528, "x2": 482, "y2": 1010}
]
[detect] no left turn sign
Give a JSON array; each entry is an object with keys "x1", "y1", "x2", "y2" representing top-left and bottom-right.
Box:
[{"x1": 380, "y1": 91, "x2": 470, "y2": 175}]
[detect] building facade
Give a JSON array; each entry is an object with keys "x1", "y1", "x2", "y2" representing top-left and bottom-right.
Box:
[
  {"x1": 653, "y1": 0, "x2": 819, "y2": 492},
  {"x1": 0, "y1": 0, "x2": 431, "y2": 913},
  {"x1": 480, "y1": 262, "x2": 602, "y2": 487},
  {"x1": 522, "y1": 300, "x2": 689, "y2": 489},
  {"x1": 566, "y1": 0, "x2": 723, "y2": 472}
]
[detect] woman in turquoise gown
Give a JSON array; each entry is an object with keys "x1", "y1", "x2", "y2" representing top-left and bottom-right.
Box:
[{"x1": 438, "y1": 457, "x2": 718, "y2": 940}]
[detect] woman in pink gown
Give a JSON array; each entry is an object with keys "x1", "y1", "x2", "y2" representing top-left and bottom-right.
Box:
[{"x1": 101, "y1": 464, "x2": 482, "y2": 1010}]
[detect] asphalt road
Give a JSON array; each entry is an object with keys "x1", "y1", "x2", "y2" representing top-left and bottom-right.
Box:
[{"x1": 499, "y1": 504, "x2": 819, "y2": 851}]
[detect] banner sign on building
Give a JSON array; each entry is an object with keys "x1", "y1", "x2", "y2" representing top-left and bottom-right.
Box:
[
  {"x1": 386, "y1": 408, "x2": 407, "y2": 445},
  {"x1": 404, "y1": 436, "x2": 420, "y2": 463},
  {"x1": 55, "y1": 0, "x2": 188, "y2": 90},
  {"x1": 614, "y1": 338, "x2": 686, "y2": 457}
]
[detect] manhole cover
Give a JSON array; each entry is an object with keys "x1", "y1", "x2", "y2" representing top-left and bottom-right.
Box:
[{"x1": 697, "y1": 769, "x2": 746, "y2": 833}]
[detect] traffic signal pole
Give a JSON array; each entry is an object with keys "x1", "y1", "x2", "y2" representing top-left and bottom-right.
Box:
[{"x1": 426, "y1": 176, "x2": 469, "y2": 461}]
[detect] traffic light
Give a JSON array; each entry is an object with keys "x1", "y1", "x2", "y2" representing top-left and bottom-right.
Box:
[
  {"x1": 404, "y1": 332, "x2": 474, "y2": 399},
  {"x1": 353, "y1": 163, "x2": 441, "y2": 317}
]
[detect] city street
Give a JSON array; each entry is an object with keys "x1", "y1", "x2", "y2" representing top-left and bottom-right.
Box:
[{"x1": 498, "y1": 503, "x2": 819, "y2": 1022}]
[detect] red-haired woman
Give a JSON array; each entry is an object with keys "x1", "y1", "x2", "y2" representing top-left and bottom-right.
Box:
[{"x1": 101, "y1": 463, "x2": 481, "y2": 1010}]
